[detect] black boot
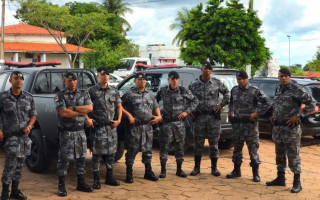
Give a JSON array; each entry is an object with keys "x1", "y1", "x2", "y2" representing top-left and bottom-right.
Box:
[
  {"x1": 1, "y1": 182, "x2": 10, "y2": 200},
  {"x1": 176, "y1": 161, "x2": 187, "y2": 178},
  {"x1": 92, "y1": 171, "x2": 101, "y2": 189},
  {"x1": 266, "y1": 171, "x2": 286, "y2": 186},
  {"x1": 144, "y1": 163, "x2": 158, "y2": 181},
  {"x1": 9, "y1": 181, "x2": 27, "y2": 200},
  {"x1": 226, "y1": 163, "x2": 241, "y2": 178},
  {"x1": 291, "y1": 173, "x2": 302, "y2": 193},
  {"x1": 211, "y1": 158, "x2": 221, "y2": 176},
  {"x1": 76, "y1": 174, "x2": 93, "y2": 192},
  {"x1": 105, "y1": 169, "x2": 120, "y2": 186},
  {"x1": 57, "y1": 176, "x2": 67, "y2": 197},
  {"x1": 252, "y1": 164, "x2": 260, "y2": 182},
  {"x1": 159, "y1": 161, "x2": 166, "y2": 178},
  {"x1": 125, "y1": 165, "x2": 134, "y2": 183},
  {"x1": 190, "y1": 156, "x2": 201, "y2": 176}
]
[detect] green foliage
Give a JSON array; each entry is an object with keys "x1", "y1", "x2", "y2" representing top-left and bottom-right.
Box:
[
  {"x1": 304, "y1": 46, "x2": 320, "y2": 71},
  {"x1": 178, "y1": 0, "x2": 270, "y2": 74},
  {"x1": 279, "y1": 65, "x2": 305, "y2": 76}
]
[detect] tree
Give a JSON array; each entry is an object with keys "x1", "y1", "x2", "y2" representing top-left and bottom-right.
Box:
[
  {"x1": 170, "y1": 7, "x2": 192, "y2": 46},
  {"x1": 304, "y1": 46, "x2": 320, "y2": 71},
  {"x1": 179, "y1": 0, "x2": 270, "y2": 73},
  {"x1": 15, "y1": 0, "x2": 106, "y2": 68},
  {"x1": 280, "y1": 65, "x2": 305, "y2": 76}
]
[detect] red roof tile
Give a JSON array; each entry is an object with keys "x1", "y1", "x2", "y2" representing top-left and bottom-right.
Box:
[
  {"x1": 303, "y1": 71, "x2": 320, "y2": 78},
  {"x1": 0, "y1": 24, "x2": 63, "y2": 36},
  {"x1": 1, "y1": 42, "x2": 90, "y2": 53}
]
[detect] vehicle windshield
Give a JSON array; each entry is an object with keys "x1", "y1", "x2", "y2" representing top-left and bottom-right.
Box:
[
  {"x1": 306, "y1": 84, "x2": 320, "y2": 103},
  {"x1": 212, "y1": 74, "x2": 237, "y2": 91},
  {"x1": 115, "y1": 59, "x2": 135, "y2": 71}
]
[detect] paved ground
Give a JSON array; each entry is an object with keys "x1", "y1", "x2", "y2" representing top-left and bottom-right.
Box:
[{"x1": 1, "y1": 135, "x2": 320, "y2": 200}]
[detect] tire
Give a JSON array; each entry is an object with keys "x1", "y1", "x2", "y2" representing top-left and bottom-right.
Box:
[
  {"x1": 218, "y1": 139, "x2": 233, "y2": 149},
  {"x1": 114, "y1": 146, "x2": 124, "y2": 162},
  {"x1": 26, "y1": 130, "x2": 51, "y2": 173}
]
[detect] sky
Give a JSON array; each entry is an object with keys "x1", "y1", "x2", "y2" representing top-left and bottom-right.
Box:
[{"x1": 3, "y1": 0, "x2": 320, "y2": 67}]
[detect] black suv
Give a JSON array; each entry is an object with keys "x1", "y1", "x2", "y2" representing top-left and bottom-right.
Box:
[
  {"x1": 115, "y1": 66, "x2": 238, "y2": 153},
  {"x1": 249, "y1": 77, "x2": 320, "y2": 138}
]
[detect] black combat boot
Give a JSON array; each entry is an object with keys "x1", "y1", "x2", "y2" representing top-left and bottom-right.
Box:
[
  {"x1": 9, "y1": 181, "x2": 27, "y2": 200},
  {"x1": 190, "y1": 156, "x2": 201, "y2": 176},
  {"x1": 144, "y1": 163, "x2": 158, "y2": 181},
  {"x1": 125, "y1": 165, "x2": 134, "y2": 183},
  {"x1": 266, "y1": 171, "x2": 286, "y2": 186},
  {"x1": 291, "y1": 173, "x2": 302, "y2": 193},
  {"x1": 76, "y1": 174, "x2": 93, "y2": 192},
  {"x1": 105, "y1": 169, "x2": 120, "y2": 186},
  {"x1": 1, "y1": 182, "x2": 10, "y2": 200},
  {"x1": 252, "y1": 164, "x2": 261, "y2": 182},
  {"x1": 226, "y1": 163, "x2": 241, "y2": 178},
  {"x1": 159, "y1": 161, "x2": 166, "y2": 178},
  {"x1": 176, "y1": 161, "x2": 187, "y2": 178},
  {"x1": 211, "y1": 158, "x2": 221, "y2": 176},
  {"x1": 58, "y1": 176, "x2": 67, "y2": 197},
  {"x1": 92, "y1": 171, "x2": 101, "y2": 189}
]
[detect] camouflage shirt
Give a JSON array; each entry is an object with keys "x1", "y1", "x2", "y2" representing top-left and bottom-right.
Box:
[
  {"x1": 0, "y1": 89, "x2": 37, "y2": 133},
  {"x1": 273, "y1": 81, "x2": 315, "y2": 119},
  {"x1": 122, "y1": 87, "x2": 159, "y2": 122},
  {"x1": 156, "y1": 85, "x2": 198, "y2": 120},
  {"x1": 88, "y1": 83, "x2": 121, "y2": 123},
  {"x1": 55, "y1": 88, "x2": 92, "y2": 129},
  {"x1": 229, "y1": 83, "x2": 271, "y2": 118},
  {"x1": 189, "y1": 76, "x2": 229, "y2": 113}
]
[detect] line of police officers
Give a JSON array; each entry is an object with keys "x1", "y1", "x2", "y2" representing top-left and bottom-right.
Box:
[{"x1": 0, "y1": 63, "x2": 315, "y2": 199}]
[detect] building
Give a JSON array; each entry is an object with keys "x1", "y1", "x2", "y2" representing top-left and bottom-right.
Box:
[{"x1": 0, "y1": 24, "x2": 90, "y2": 68}]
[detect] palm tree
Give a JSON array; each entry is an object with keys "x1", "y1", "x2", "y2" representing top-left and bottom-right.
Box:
[
  {"x1": 169, "y1": 7, "x2": 191, "y2": 47},
  {"x1": 102, "y1": 0, "x2": 133, "y2": 35}
]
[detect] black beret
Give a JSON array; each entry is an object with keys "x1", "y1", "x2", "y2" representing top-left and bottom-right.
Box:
[
  {"x1": 201, "y1": 61, "x2": 213, "y2": 70},
  {"x1": 97, "y1": 67, "x2": 109, "y2": 75},
  {"x1": 236, "y1": 70, "x2": 248, "y2": 79},
  {"x1": 64, "y1": 72, "x2": 77, "y2": 80},
  {"x1": 279, "y1": 68, "x2": 291, "y2": 76},
  {"x1": 135, "y1": 72, "x2": 147, "y2": 80},
  {"x1": 168, "y1": 71, "x2": 180, "y2": 79},
  {"x1": 10, "y1": 71, "x2": 24, "y2": 80}
]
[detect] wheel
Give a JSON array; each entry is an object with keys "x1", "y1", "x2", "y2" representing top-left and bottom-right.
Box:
[
  {"x1": 114, "y1": 146, "x2": 124, "y2": 162},
  {"x1": 218, "y1": 139, "x2": 233, "y2": 149},
  {"x1": 26, "y1": 130, "x2": 51, "y2": 173}
]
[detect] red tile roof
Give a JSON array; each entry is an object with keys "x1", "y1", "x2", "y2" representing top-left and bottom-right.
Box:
[
  {"x1": 303, "y1": 71, "x2": 320, "y2": 78},
  {"x1": 1, "y1": 42, "x2": 90, "y2": 53},
  {"x1": 0, "y1": 24, "x2": 63, "y2": 36}
]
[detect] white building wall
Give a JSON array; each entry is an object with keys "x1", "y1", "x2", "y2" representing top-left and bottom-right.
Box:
[
  {"x1": 6, "y1": 35, "x2": 66, "y2": 44},
  {"x1": 4, "y1": 53, "x2": 68, "y2": 67},
  {"x1": 139, "y1": 46, "x2": 186, "y2": 65}
]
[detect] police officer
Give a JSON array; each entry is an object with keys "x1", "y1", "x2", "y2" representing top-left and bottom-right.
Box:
[
  {"x1": 266, "y1": 68, "x2": 315, "y2": 193},
  {"x1": 227, "y1": 70, "x2": 271, "y2": 182},
  {"x1": 156, "y1": 71, "x2": 198, "y2": 178},
  {"x1": 189, "y1": 61, "x2": 229, "y2": 176},
  {"x1": 0, "y1": 71, "x2": 37, "y2": 200},
  {"x1": 87, "y1": 67, "x2": 122, "y2": 187},
  {"x1": 122, "y1": 72, "x2": 162, "y2": 183},
  {"x1": 55, "y1": 72, "x2": 93, "y2": 196}
]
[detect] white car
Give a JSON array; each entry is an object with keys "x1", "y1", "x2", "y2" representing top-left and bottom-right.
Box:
[{"x1": 109, "y1": 73, "x2": 123, "y2": 86}]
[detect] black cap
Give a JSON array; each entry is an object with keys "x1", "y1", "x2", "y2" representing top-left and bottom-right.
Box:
[
  {"x1": 201, "y1": 61, "x2": 213, "y2": 70},
  {"x1": 236, "y1": 70, "x2": 248, "y2": 79},
  {"x1": 10, "y1": 71, "x2": 24, "y2": 80},
  {"x1": 168, "y1": 71, "x2": 180, "y2": 79},
  {"x1": 279, "y1": 68, "x2": 291, "y2": 76},
  {"x1": 64, "y1": 72, "x2": 77, "y2": 80},
  {"x1": 97, "y1": 67, "x2": 109, "y2": 75},
  {"x1": 135, "y1": 72, "x2": 147, "y2": 80}
]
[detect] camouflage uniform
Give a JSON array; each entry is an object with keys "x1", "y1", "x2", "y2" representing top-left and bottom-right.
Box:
[
  {"x1": 189, "y1": 77, "x2": 229, "y2": 159},
  {"x1": 156, "y1": 85, "x2": 198, "y2": 163},
  {"x1": 0, "y1": 90, "x2": 37, "y2": 185},
  {"x1": 122, "y1": 87, "x2": 159, "y2": 166},
  {"x1": 88, "y1": 83, "x2": 121, "y2": 171},
  {"x1": 272, "y1": 81, "x2": 315, "y2": 174},
  {"x1": 55, "y1": 88, "x2": 92, "y2": 176},
  {"x1": 229, "y1": 84, "x2": 271, "y2": 166}
]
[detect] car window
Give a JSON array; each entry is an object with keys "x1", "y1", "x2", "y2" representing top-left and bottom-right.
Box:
[
  {"x1": 179, "y1": 73, "x2": 195, "y2": 87},
  {"x1": 4, "y1": 73, "x2": 30, "y2": 92},
  {"x1": 75, "y1": 72, "x2": 95, "y2": 90},
  {"x1": 33, "y1": 71, "x2": 51, "y2": 94},
  {"x1": 258, "y1": 82, "x2": 278, "y2": 98},
  {"x1": 0, "y1": 73, "x2": 8, "y2": 92},
  {"x1": 213, "y1": 74, "x2": 237, "y2": 91},
  {"x1": 51, "y1": 72, "x2": 65, "y2": 93},
  {"x1": 306, "y1": 84, "x2": 320, "y2": 102}
]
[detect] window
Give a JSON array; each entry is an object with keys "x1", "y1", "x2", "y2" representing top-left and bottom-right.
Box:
[
  {"x1": 258, "y1": 82, "x2": 278, "y2": 98},
  {"x1": 306, "y1": 85, "x2": 320, "y2": 102},
  {"x1": 33, "y1": 71, "x2": 51, "y2": 94},
  {"x1": 4, "y1": 73, "x2": 30, "y2": 92},
  {"x1": 75, "y1": 72, "x2": 95, "y2": 90},
  {"x1": 0, "y1": 73, "x2": 8, "y2": 92},
  {"x1": 179, "y1": 73, "x2": 195, "y2": 87},
  {"x1": 213, "y1": 74, "x2": 237, "y2": 91},
  {"x1": 51, "y1": 72, "x2": 64, "y2": 93}
]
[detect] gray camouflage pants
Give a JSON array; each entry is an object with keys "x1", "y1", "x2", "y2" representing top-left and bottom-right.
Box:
[
  {"x1": 92, "y1": 154, "x2": 115, "y2": 171},
  {"x1": 159, "y1": 121, "x2": 185, "y2": 163},
  {"x1": 125, "y1": 124, "x2": 153, "y2": 166}
]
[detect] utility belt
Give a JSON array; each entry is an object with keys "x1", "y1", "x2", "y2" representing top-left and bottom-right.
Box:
[
  {"x1": 134, "y1": 120, "x2": 150, "y2": 126},
  {"x1": 94, "y1": 121, "x2": 112, "y2": 128},
  {"x1": 4, "y1": 130, "x2": 25, "y2": 137},
  {"x1": 194, "y1": 110, "x2": 221, "y2": 119},
  {"x1": 163, "y1": 117, "x2": 181, "y2": 124},
  {"x1": 58, "y1": 126, "x2": 83, "y2": 132},
  {"x1": 230, "y1": 116, "x2": 252, "y2": 123},
  {"x1": 273, "y1": 120, "x2": 300, "y2": 127}
]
